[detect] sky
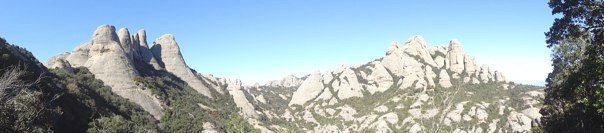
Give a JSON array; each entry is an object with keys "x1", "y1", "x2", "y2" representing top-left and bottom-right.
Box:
[{"x1": 0, "y1": 0, "x2": 555, "y2": 86}]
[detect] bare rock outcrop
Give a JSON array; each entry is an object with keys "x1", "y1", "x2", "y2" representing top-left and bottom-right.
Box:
[
  {"x1": 53, "y1": 25, "x2": 164, "y2": 119},
  {"x1": 227, "y1": 79, "x2": 258, "y2": 118},
  {"x1": 117, "y1": 28, "x2": 135, "y2": 60},
  {"x1": 135, "y1": 29, "x2": 163, "y2": 70},
  {"x1": 333, "y1": 67, "x2": 364, "y2": 99},
  {"x1": 366, "y1": 62, "x2": 394, "y2": 94},
  {"x1": 439, "y1": 69, "x2": 452, "y2": 88},
  {"x1": 289, "y1": 72, "x2": 324, "y2": 106},
  {"x1": 447, "y1": 39, "x2": 465, "y2": 74},
  {"x1": 45, "y1": 52, "x2": 71, "y2": 69},
  {"x1": 151, "y1": 34, "x2": 213, "y2": 98},
  {"x1": 402, "y1": 35, "x2": 438, "y2": 67},
  {"x1": 266, "y1": 75, "x2": 303, "y2": 87}
]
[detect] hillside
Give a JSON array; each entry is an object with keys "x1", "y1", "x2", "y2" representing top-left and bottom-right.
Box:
[
  {"x1": 241, "y1": 36, "x2": 545, "y2": 132},
  {"x1": 0, "y1": 24, "x2": 544, "y2": 132}
]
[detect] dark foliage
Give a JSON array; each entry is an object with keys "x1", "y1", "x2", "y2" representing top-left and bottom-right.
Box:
[{"x1": 542, "y1": 0, "x2": 604, "y2": 132}]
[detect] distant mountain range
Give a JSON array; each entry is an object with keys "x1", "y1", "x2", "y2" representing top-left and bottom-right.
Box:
[{"x1": 1, "y1": 25, "x2": 544, "y2": 132}]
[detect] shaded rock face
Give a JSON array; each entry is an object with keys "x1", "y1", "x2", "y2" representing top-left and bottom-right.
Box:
[
  {"x1": 266, "y1": 75, "x2": 303, "y2": 87},
  {"x1": 135, "y1": 29, "x2": 162, "y2": 70},
  {"x1": 151, "y1": 34, "x2": 213, "y2": 98}
]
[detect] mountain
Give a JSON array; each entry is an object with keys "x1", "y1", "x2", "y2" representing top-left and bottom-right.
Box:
[
  {"x1": 42, "y1": 25, "x2": 259, "y2": 132},
  {"x1": 2, "y1": 24, "x2": 543, "y2": 132},
  {"x1": 241, "y1": 36, "x2": 544, "y2": 132}
]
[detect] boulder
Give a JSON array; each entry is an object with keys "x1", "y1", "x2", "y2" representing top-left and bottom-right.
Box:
[
  {"x1": 478, "y1": 65, "x2": 491, "y2": 83},
  {"x1": 289, "y1": 72, "x2": 324, "y2": 106},
  {"x1": 439, "y1": 69, "x2": 452, "y2": 88},
  {"x1": 366, "y1": 62, "x2": 393, "y2": 94},
  {"x1": 65, "y1": 42, "x2": 92, "y2": 67},
  {"x1": 266, "y1": 75, "x2": 303, "y2": 87},
  {"x1": 434, "y1": 56, "x2": 446, "y2": 68}
]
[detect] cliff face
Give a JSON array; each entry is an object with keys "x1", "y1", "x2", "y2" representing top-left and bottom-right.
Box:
[
  {"x1": 46, "y1": 25, "x2": 254, "y2": 132},
  {"x1": 47, "y1": 25, "x2": 227, "y2": 119}
]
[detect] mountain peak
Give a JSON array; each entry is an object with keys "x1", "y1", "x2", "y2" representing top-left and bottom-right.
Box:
[{"x1": 92, "y1": 25, "x2": 119, "y2": 43}]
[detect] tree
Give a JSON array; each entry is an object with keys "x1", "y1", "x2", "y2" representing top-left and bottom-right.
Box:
[{"x1": 542, "y1": 0, "x2": 604, "y2": 132}]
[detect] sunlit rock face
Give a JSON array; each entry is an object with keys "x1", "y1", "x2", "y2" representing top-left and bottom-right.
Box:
[
  {"x1": 47, "y1": 28, "x2": 536, "y2": 132},
  {"x1": 47, "y1": 25, "x2": 164, "y2": 119},
  {"x1": 274, "y1": 35, "x2": 536, "y2": 133}
]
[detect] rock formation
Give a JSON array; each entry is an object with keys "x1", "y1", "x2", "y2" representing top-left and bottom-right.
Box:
[
  {"x1": 447, "y1": 39, "x2": 465, "y2": 74},
  {"x1": 266, "y1": 75, "x2": 303, "y2": 87},
  {"x1": 289, "y1": 72, "x2": 324, "y2": 106},
  {"x1": 135, "y1": 29, "x2": 163, "y2": 70},
  {"x1": 254, "y1": 35, "x2": 542, "y2": 133},
  {"x1": 151, "y1": 34, "x2": 213, "y2": 98},
  {"x1": 46, "y1": 26, "x2": 539, "y2": 132},
  {"x1": 227, "y1": 79, "x2": 258, "y2": 118},
  {"x1": 48, "y1": 25, "x2": 164, "y2": 119}
]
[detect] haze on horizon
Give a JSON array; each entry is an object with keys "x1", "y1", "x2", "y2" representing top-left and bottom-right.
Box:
[{"x1": 0, "y1": 0, "x2": 553, "y2": 86}]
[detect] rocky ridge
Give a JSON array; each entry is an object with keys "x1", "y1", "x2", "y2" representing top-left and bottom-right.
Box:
[
  {"x1": 46, "y1": 25, "x2": 215, "y2": 119},
  {"x1": 243, "y1": 36, "x2": 542, "y2": 132},
  {"x1": 45, "y1": 25, "x2": 543, "y2": 132}
]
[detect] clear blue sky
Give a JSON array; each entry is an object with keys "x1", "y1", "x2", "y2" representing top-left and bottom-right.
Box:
[{"x1": 0, "y1": 0, "x2": 554, "y2": 85}]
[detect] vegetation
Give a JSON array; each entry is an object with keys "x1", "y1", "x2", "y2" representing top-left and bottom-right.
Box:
[
  {"x1": 541, "y1": 0, "x2": 604, "y2": 132},
  {"x1": 0, "y1": 37, "x2": 256, "y2": 132},
  {"x1": 50, "y1": 67, "x2": 158, "y2": 132}
]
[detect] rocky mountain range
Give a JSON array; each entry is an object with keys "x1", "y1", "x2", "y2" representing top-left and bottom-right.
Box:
[{"x1": 42, "y1": 25, "x2": 544, "y2": 132}]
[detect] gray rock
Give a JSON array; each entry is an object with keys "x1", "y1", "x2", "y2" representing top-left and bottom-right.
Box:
[
  {"x1": 402, "y1": 35, "x2": 438, "y2": 67},
  {"x1": 77, "y1": 25, "x2": 164, "y2": 119},
  {"x1": 227, "y1": 79, "x2": 258, "y2": 118},
  {"x1": 463, "y1": 54, "x2": 477, "y2": 76},
  {"x1": 117, "y1": 28, "x2": 134, "y2": 60},
  {"x1": 479, "y1": 65, "x2": 491, "y2": 83},
  {"x1": 136, "y1": 29, "x2": 163, "y2": 70},
  {"x1": 447, "y1": 39, "x2": 465, "y2": 74},
  {"x1": 439, "y1": 69, "x2": 452, "y2": 88},
  {"x1": 289, "y1": 72, "x2": 324, "y2": 106},
  {"x1": 266, "y1": 75, "x2": 303, "y2": 87},
  {"x1": 65, "y1": 42, "x2": 92, "y2": 67},
  {"x1": 45, "y1": 52, "x2": 71, "y2": 69},
  {"x1": 333, "y1": 68, "x2": 364, "y2": 99},
  {"x1": 366, "y1": 62, "x2": 394, "y2": 94},
  {"x1": 152, "y1": 34, "x2": 213, "y2": 98}
]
